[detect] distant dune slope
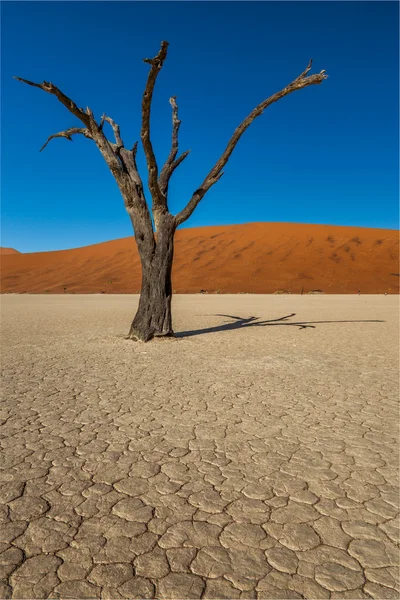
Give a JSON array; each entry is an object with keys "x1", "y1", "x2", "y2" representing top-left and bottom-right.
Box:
[
  {"x1": 1, "y1": 223, "x2": 399, "y2": 294},
  {"x1": 0, "y1": 248, "x2": 21, "y2": 255}
]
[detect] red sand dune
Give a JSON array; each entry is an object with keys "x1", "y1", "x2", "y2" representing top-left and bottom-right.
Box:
[
  {"x1": 0, "y1": 248, "x2": 20, "y2": 255},
  {"x1": 1, "y1": 223, "x2": 399, "y2": 294}
]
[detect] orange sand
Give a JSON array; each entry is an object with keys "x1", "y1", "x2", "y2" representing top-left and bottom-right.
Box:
[
  {"x1": 0, "y1": 248, "x2": 21, "y2": 255},
  {"x1": 1, "y1": 223, "x2": 399, "y2": 294}
]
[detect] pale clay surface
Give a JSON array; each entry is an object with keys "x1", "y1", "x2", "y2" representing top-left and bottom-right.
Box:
[{"x1": 0, "y1": 294, "x2": 398, "y2": 600}]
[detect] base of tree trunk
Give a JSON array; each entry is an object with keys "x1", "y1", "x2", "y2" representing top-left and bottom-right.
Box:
[
  {"x1": 126, "y1": 329, "x2": 175, "y2": 342},
  {"x1": 127, "y1": 292, "x2": 174, "y2": 342}
]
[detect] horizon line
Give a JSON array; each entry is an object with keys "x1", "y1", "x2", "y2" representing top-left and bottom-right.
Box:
[{"x1": 3, "y1": 220, "x2": 399, "y2": 255}]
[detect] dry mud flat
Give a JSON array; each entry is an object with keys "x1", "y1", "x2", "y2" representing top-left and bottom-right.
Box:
[{"x1": 1, "y1": 294, "x2": 399, "y2": 599}]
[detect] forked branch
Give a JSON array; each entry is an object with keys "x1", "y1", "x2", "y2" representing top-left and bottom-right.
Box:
[
  {"x1": 175, "y1": 60, "x2": 328, "y2": 226},
  {"x1": 101, "y1": 114, "x2": 124, "y2": 150}
]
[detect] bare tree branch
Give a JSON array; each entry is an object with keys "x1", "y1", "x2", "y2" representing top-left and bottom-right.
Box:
[
  {"x1": 93, "y1": 114, "x2": 132, "y2": 178},
  {"x1": 101, "y1": 114, "x2": 124, "y2": 149},
  {"x1": 159, "y1": 150, "x2": 191, "y2": 195},
  {"x1": 97, "y1": 118, "x2": 146, "y2": 207},
  {"x1": 15, "y1": 75, "x2": 148, "y2": 211},
  {"x1": 15, "y1": 73, "x2": 155, "y2": 240},
  {"x1": 39, "y1": 127, "x2": 93, "y2": 152},
  {"x1": 162, "y1": 97, "x2": 181, "y2": 168},
  {"x1": 141, "y1": 41, "x2": 169, "y2": 215},
  {"x1": 121, "y1": 141, "x2": 144, "y2": 186},
  {"x1": 12, "y1": 77, "x2": 125, "y2": 166},
  {"x1": 119, "y1": 147, "x2": 143, "y2": 186},
  {"x1": 14, "y1": 76, "x2": 91, "y2": 126},
  {"x1": 175, "y1": 61, "x2": 328, "y2": 226},
  {"x1": 13, "y1": 75, "x2": 123, "y2": 172},
  {"x1": 15, "y1": 76, "x2": 123, "y2": 174},
  {"x1": 172, "y1": 149, "x2": 191, "y2": 170},
  {"x1": 99, "y1": 115, "x2": 144, "y2": 188},
  {"x1": 293, "y1": 59, "x2": 314, "y2": 83},
  {"x1": 158, "y1": 96, "x2": 191, "y2": 195},
  {"x1": 86, "y1": 106, "x2": 95, "y2": 119}
]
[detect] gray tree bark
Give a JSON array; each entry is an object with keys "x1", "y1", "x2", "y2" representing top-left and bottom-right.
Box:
[
  {"x1": 16, "y1": 42, "x2": 327, "y2": 341},
  {"x1": 128, "y1": 212, "x2": 175, "y2": 341}
]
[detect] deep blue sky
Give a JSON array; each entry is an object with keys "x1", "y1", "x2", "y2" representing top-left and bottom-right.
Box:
[{"x1": 1, "y1": 1, "x2": 399, "y2": 252}]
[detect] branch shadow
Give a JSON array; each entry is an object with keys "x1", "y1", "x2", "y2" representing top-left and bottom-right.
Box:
[{"x1": 175, "y1": 313, "x2": 385, "y2": 339}]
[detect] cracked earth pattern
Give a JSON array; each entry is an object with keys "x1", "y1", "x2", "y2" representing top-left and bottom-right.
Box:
[{"x1": 1, "y1": 294, "x2": 399, "y2": 599}]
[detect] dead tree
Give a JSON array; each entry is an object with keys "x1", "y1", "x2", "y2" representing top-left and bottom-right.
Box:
[{"x1": 16, "y1": 41, "x2": 327, "y2": 341}]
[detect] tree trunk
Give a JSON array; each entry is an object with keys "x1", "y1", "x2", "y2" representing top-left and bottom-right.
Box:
[{"x1": 127, "y1": 214, "x2": 175, "y2": 342}]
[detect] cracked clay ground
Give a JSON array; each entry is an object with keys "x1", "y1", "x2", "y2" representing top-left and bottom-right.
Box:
[{"x1": 0, "y1": 294, "x2": 399, "y2": 599}]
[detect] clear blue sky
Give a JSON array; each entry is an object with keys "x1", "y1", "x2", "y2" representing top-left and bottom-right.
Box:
[{"x1": 1, "y1": 1, "x2": 399, "y2": 252}]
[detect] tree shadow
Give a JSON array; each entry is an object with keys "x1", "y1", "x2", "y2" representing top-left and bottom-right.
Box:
[{"x1": 175, "y1": 313, "x2": 385, "y2": 338}]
